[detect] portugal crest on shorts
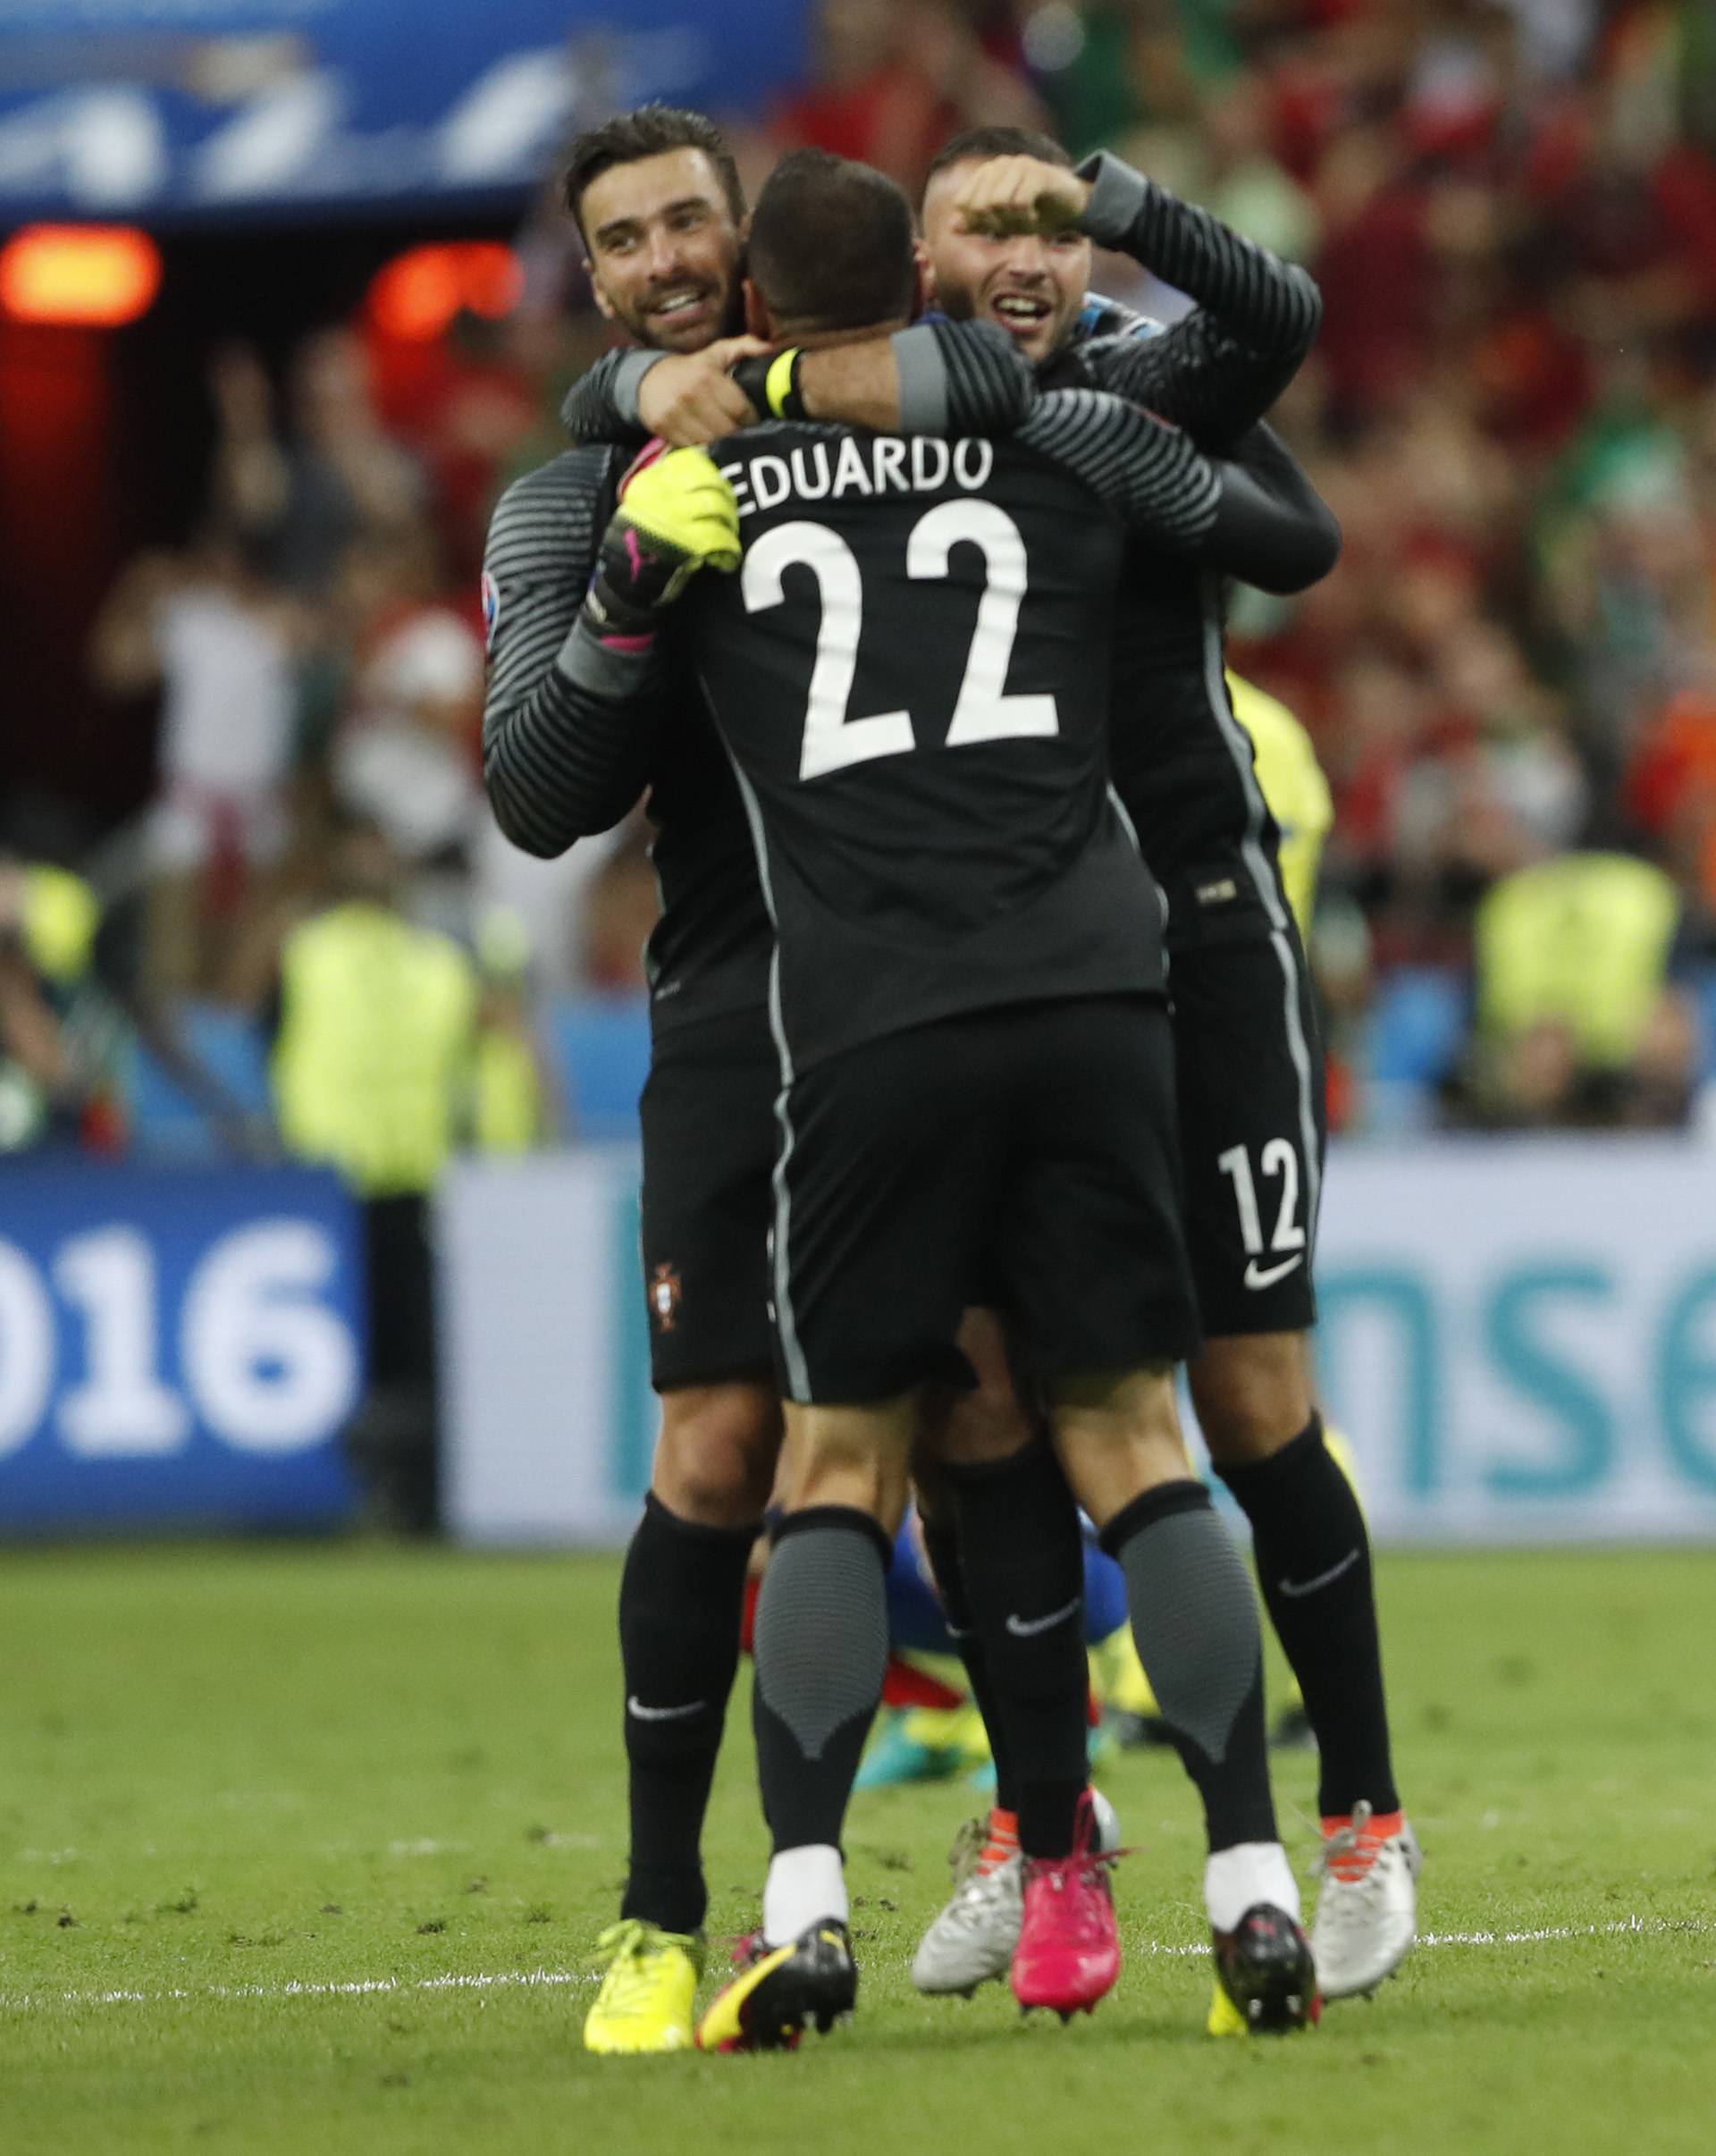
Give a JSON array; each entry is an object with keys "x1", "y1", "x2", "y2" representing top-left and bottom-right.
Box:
[{"x1": 649, "y1": 1262, "x2": 683, "y2": 1333}]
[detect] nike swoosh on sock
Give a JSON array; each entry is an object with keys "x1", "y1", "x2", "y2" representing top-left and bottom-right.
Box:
[
  {"x1": 626, "y1": 1696, "x2": 708, "y2": 1721},
  {"x1": 1005, "y1": 1596, "x2": 1082, "y2": 1638},
  {"x1": 1276, "y1": 1548, "x2": 1360, "y2": 1599}
]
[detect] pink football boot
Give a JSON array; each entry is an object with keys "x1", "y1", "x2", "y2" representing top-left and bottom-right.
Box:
[{"x1": 1011, "y1": 1790, "x2": 1123, "y2": 2020}]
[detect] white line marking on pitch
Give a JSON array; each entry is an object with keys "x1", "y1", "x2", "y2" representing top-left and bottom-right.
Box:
[
  {"x1": 1131, "y1": 1915, "x2": 1709, "y2": 1961},
  {"x1": 1, "y1": 1968, "x2": 589, "y2": 2011},
  {"x1": 1, "y1": 1915, "x2": 1704, "y2": 2014}
]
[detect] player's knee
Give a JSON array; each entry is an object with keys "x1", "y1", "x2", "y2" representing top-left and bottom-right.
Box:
[
  {"x1": 933, "y1": 1377, "x2": 1034, "y2": 1470},
  {"x1": 652, "y1": 1383, "x2": 781, "y2": 1527},
  {"x1": 1049, "y1": 1363, "x2": 1190, "y2": 1526},
  {"x1": 786, "y1": 1411, "x2": 913, "y2": 1531},
  {"x1": 1190, "y1": 1335, "x2": 1312, "y2": 1464},
  {"x1": 923, "y1": 1310, "x2": 1033, "y2": 1469}
]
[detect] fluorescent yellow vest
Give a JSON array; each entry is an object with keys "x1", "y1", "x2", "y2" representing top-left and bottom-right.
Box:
[
  {"x1": 22, "y1": 865, "x2": 100, "y2": 985},
  {"x1": 1226, "y1": 671, "x2": 1333, "y2": 940},
  {"x1": 273, "y1": 903, "x2": 477, "y2": 1197},
  {"x1": 473, "y1": 1024, "x2": 543, "y2": 1153},
  {"x1": 0, "y1": 867, "x2": 102, "y2": 1151},
  {"x1": 1476, "y1": 853, "x2": 1680, "y2": 1065}
]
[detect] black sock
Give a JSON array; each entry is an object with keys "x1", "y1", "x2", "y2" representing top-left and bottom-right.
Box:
[
  {"x1": 1218, "y1": 1416, "x2": 1400, "y2": 1818},
  {"x1": 618, "y1": 1494, "x2": 758, "y2": 1933},
  {"x1": 950, "y1": 1443, "x2": 1088, "y2": 1857},
  {"x1": 753, "y1": 1507, "x2": 890, "y2": 1852},
  {"x1": 919, "y1": 1507, "x2": 1019, "y2": 1815},
  {"x1": 1101, "y1": 1481, "x2": 1277, "y2": 1851}
]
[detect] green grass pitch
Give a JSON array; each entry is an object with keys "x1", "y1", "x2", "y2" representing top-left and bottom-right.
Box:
[{"x1": 2, "y1": 1543, "x2": 1712, "y2": 2154}]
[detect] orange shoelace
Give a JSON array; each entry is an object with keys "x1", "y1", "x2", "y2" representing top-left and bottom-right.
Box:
[
  {"x1": 976, "y1": 1807, "x2": 1021, "y2": 1875},
  {"x1": 1320, "y1": 1807, "x2": 1405, "y2": 1882}
]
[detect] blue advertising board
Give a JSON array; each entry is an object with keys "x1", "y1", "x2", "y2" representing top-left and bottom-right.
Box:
[
  {"x1": 0, "y1": 1, "x2": 810, "y2": 223},
  {"x1": 0, "y1": 1162, "x2": 362, "y2": 1532}
]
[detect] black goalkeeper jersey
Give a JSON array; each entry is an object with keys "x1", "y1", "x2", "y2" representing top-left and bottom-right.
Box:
[{"x1": 679, "y1": 409, "x2": 1172, "y2": 1074}]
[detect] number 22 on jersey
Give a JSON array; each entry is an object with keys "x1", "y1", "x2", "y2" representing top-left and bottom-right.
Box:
[{"x1": 741, "y1": 501, "x2": 1059, "y2": 781}]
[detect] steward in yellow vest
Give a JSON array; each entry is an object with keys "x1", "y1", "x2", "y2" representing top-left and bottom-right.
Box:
[
  {"x1": 1474, "y1": 852, "x2": 1681, "y2": 1069},
  {"x1": 273, "y1": 897, "x2": 478, "y2": 1200},
  {"x1": 269, "y1": 821, "x2": 478, "y2": 1534}
]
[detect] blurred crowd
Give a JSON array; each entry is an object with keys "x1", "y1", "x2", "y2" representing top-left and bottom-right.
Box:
[
  {"x1": 6, "y1": 0, "x2": 1716, "y2": 1166},
  {"x1": 1, "y1": 311, "x2": 658, "y2": 1172}
]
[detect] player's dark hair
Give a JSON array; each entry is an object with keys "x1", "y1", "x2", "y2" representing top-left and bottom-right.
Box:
[
  {"x1": 563, "y1": 105, "x2": 744, "y2": 245},
  {"x1": 925, "y1": 126, "x2": 1073, "y2": 190},
  {"x1": 746, "y1": 148, "x2": 917, "y2": 333}
]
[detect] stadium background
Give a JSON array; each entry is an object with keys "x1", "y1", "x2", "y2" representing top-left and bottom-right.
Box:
[
  {"x1": 3, "y1": 0, "x2": 1716, "y2": 1542},
  {"x1": 4, "y1": 11, "x2": 1716, "y2": 2150}
]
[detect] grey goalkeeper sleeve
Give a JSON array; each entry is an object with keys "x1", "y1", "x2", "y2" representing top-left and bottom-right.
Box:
[{"x1": 480, "y1": 447, "x2": 657, "y2": 857}]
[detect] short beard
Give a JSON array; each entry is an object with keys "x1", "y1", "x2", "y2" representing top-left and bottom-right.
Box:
[{"x1": 605, "y1": 279, "x2": 744, "y2": 353}]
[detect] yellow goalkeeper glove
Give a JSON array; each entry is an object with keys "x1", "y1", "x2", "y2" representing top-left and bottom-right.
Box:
[{"x1": 583, "y1": 444, "x2": 741, "y2": 640}]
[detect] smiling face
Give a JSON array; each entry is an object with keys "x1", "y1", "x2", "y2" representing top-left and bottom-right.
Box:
[
  {"x1": 578, "y1": 147, "x2": 744, "y2": 353},
  {"x1": 920, "y1": 157, "x2": 1091, "y2": 366}
]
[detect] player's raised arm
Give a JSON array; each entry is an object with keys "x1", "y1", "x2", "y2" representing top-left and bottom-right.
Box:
[
  {"x1": 1019, "y1": 387, "x2": 1339, "y2": 594},
  {"x1": 1074, "y1": 150, "x2": 1320, "y2": 362},
  {"x1": 1072, "y1": 150, "x2": 1321, "y2": 444},
  {"x1": 952, "y1": 145, "x2": 1321, "y2": 445},
  {"x1": 481, "y1": 450, "x2": 659, "y2": 858}
]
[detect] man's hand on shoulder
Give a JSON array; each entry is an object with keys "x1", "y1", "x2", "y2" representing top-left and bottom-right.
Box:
[
  {"x1": 954, "y1": 155, "x2": 1092, "y2": 239},
  {"x1": 636, "y1": 337, "x2": 772, "y2": 446},
  {"x1": 583, "y1": 447, "x2": 742, "y2": 643}
]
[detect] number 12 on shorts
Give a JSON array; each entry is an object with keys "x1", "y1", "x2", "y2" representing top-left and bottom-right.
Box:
[{"x1": 1218, "y1": 1140, "x2": 1307, "y2": 1290}]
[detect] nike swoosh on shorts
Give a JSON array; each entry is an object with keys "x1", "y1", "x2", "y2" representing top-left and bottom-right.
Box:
[
  {"x1": 626, "y1": 1697, "x2": 707, "y2": 1721},
  {"x1": 1005, "y1": 1596, "x2": 1082, "y2": 1638},
  {"x1": 1244, "y1": 1254, "x2": 1305, "y2": 1291}
]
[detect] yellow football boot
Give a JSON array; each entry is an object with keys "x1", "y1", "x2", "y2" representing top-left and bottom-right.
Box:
[
  {"x1": 1207, "y1": 1979, "x2": 1249, "y2": 2038},
  {"x1": 583, "y1": 1919, "x2": 702, "y2": 2054},
  {"x1": 1207, "y1": 1907, "x2": 1320, "y2": 2036},
  {"x1": 696, "y1": 1920, "x2": 856, "y2": 2053}
]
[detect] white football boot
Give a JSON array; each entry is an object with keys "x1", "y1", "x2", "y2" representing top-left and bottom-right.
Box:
[
  {"x1": 1311, "y1": 1800, "x2": 1422, "y2": 2000},
  {"x1": 912, "y1": 1791, "x2": 1121, "y2": 1997},
  {"x1": 913, "y1": 1815, "x2": 1022, "y2": 1995}
]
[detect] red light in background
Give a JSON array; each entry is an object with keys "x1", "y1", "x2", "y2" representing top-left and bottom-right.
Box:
[
  {"x1": 0, "y1": 226, "x2": 163, "y2": 327},
  {"x1": 368, "y1": 243, "x2": 524, "y2": 341}
]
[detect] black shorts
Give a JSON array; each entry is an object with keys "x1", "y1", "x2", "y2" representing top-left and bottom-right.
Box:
[
  {"x1": 771, "y1": 996, "x2": 1199, "y2": 1403},
  {"x1": 638, "y1": 1014, "x2": 778, "y2": 1391},
  {"x1": 1171, "y1": 924, "x2": 1326, "y2": 1338}
]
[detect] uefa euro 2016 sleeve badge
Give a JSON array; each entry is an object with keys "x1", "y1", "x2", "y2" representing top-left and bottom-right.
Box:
[{"x1": 649, "y1": 1262, "x2": 683, "y2": 1333}]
